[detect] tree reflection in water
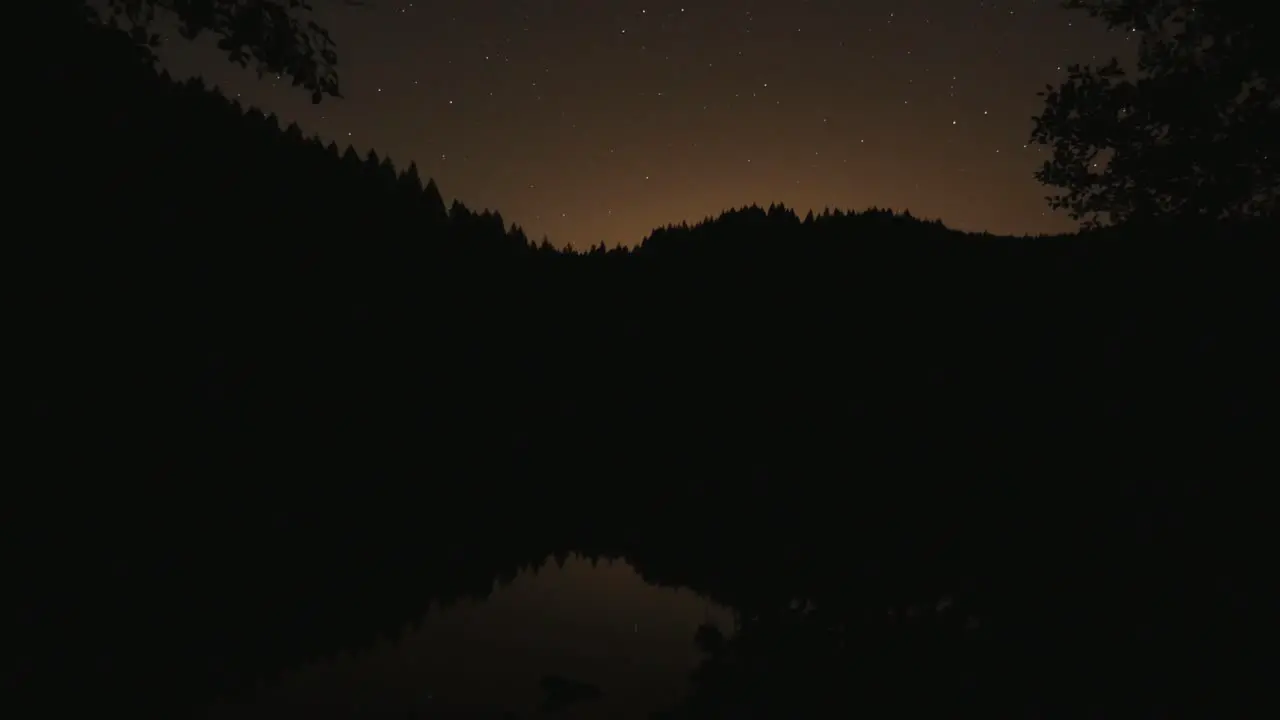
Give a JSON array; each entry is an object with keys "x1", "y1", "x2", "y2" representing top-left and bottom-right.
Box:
[{"x1": 201, "y1": 553, "x2": 734, "y2": 720}]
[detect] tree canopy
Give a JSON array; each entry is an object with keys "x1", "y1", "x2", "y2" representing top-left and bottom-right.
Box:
[
  {"x1": 1031, "y1": 0, "x2": 1278, "y2": 227},
  {"x1": 90, "y1": 0, "x2": 354, "y2": 103}
]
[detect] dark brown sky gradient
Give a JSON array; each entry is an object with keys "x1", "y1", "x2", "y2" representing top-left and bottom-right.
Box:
[{"x1": 156, "y1": 0, "x2": 1135, "y2": 247}]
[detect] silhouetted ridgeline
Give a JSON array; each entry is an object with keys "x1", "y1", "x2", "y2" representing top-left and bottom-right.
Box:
[
  {"x1": 28, "y1": 30, "x2": 1274, "y2": 498},
  {"x1": 17, "y1": 17, "x2": 1275, "y2": 718}
]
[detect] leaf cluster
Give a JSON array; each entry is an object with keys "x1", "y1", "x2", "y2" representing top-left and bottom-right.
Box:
[
  {"x1": 1031, "y1": 1, "x2": 1277, "y2": 227},
  {"x1": 98, "y1": 0, "x2": 350, "y2": 102}
]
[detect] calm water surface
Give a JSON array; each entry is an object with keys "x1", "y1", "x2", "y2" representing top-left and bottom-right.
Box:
[{"x1": 205, "y1": 554, "x2": 734, "y2": 719}]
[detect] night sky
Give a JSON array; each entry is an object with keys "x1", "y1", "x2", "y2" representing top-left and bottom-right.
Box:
[{"x1": 157, "y1": 1, "x2": 1136, "y2": 248}]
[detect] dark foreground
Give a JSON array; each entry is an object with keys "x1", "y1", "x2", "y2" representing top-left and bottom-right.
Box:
[{"x1": 15, "y1": 15, "x2": 1276, "y2": 719}]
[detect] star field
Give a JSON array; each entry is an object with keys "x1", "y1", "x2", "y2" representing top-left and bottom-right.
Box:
[{"x1": 158, "y1": 1, "x2": 1136, "y2": 247}]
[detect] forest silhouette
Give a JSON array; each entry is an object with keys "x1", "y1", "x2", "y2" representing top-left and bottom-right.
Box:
[{"x1": 16, "y1": 5, "x2": 1276, "y2": 719}]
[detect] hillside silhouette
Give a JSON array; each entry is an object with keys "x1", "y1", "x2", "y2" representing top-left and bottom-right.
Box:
[{"x1": 17, "y1": 9, "x2": 1277, "y2": 720}]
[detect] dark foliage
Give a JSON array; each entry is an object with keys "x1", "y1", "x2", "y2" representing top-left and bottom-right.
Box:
[
  {"x1": 16, "y1": 10, "x2": 1277, "y2": 720},
  {"x1": 1031, "y1": 0, "x2": 1278, "y2": 226},
  {"x1": 69, "y1": 0, "x2": 349, "y2": 102}
]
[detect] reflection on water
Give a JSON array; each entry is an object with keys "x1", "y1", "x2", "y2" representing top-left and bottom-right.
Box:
[{"x1": 205, "y1": 554, "x2": 735, "y2": 719}]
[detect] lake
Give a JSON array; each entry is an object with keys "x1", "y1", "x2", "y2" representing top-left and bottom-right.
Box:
[{"x1": 201, "y1": 553, "x2": 735, "y2": 719}]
